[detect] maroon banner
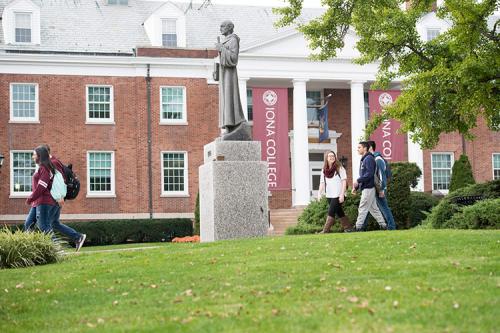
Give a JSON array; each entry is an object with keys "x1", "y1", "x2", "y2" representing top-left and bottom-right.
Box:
[
  {"x1": 368, "y1": 90, "x2": 406, "y2": 162},
  {"x1": 252, "y1": 88, "x2": 291, "y2": 190}
]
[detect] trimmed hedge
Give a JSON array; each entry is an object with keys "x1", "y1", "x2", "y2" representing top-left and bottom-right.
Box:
[
  {"x1": 423, "y1": 179, "x2": 500, "y2": 229},
  {"x1": 194, "y1": 192, "x2": 200, "y2": 236},
  {"x1": 442, "y1": 198, "x2": 500, "y2": 229},
  {"x1": 5, "y1": 219, "x2": 193, "y2": 246},
  {"x1": 408, "y1": 192, "x2": 441, "y2": 228},
  {"x1": 449, "y1": 154, "x2": 475, "y2": 192},
  {"x1": 0, "y1": 228, "x2": 64, "y2": 269}
]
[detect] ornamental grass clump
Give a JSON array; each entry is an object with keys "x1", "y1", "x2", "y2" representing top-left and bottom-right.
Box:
[{"x1": 0, "y1": 227, "x2": 64, "y2": 269}]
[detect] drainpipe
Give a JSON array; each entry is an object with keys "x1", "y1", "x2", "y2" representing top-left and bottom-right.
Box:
[{"x1": 146, "y1": 64, "x2": 153, "y2": 219}]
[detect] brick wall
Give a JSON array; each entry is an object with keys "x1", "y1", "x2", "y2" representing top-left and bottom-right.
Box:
[
  {"x1": 0, "y1": 74, "x2": 219, "y2": 217},
  {"x1": 423, "y1": 117, "x2": 500, "y2": 192}
]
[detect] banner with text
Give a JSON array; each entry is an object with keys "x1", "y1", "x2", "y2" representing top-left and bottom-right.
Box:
[
  {"x1": 368, "y1": 90, "x2": 406, "y2": 162},
  {"x1": 252, "y1": 88, "x2": 291, "y2": 190}
]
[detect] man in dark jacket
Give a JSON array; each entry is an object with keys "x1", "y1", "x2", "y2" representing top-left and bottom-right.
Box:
[{"x1": 352, "y1": 141, "x2": 387, "y2": 231}]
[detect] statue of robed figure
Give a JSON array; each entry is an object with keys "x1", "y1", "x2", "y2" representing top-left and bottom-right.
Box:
[{"x1": 214, "y1": 20, "x2": 252, "y2": 141}]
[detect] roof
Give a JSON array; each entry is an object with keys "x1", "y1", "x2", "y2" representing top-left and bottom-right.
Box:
[{"x1": 0, "y1": 0, "x2": 324, "y2": 55}]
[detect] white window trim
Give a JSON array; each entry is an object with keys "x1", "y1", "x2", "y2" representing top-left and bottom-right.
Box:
[
  {"x1": 159, "y1": 86, "x2": 188, "y2": 125},
  {"x1": 307, "y1": 90, "x2": 323, "y2": 126},
  {"x1": 85, "y1": 85, "x2": 115, "y2": 124},
  {"x1": 9, "y1": 150, "x2": 35, "y2": 198},
  {"x1": 493, "y1": 153, "x2": 500, "y2": 180},
  {"x1": 9, "y1": 82, "x2": 39, "y2": 123},
  {"x1": 426, "y1": 27, "x2": 441, "y2": 41},
  {"x1": 431, "y1": 152, "x2": 454, "y2": 194},
  {"x1": 161, "y1": 18, "x2": 177, "y2": 47},
  {"x1": 86, "y1": 151, "x2": 116, "y2": 198},
  {"x1": 13, "y1": 12, "x2": 33, "y2": 45},
  {"x1": 161, "y1": 151, "x2": 189, "y2": 197}
]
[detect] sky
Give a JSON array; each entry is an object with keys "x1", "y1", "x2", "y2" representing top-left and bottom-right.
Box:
[{"x1": 187, "y1": 0, "x2": 324, "y2": 8}]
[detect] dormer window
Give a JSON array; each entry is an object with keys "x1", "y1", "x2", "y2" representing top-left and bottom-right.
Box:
[
  {"x1": 426, "y1": 28, "x2": 440, "y2": 41},
  {"x1": 162, "y1": 19, "x2": 177, "y2": 47},
  {"x1": 108, "y1": 0, "x2": 128, "y2": 5},
  {"x1": 15, "y1": 12, "x2": 31, "y2": 43}
]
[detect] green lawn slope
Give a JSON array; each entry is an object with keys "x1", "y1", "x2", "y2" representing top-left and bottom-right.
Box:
[{"x1": 1, "y1": 230, "x2": 498, "y2": 333}]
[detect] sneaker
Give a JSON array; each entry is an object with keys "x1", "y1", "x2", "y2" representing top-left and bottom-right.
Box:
[{"x1": 75, "y1": 234, "x2": 86, "y2": 252}]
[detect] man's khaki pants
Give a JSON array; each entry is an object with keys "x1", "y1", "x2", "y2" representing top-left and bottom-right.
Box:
[{"x1": 355, "y1": 188, "x2": 387, "y2": 229}]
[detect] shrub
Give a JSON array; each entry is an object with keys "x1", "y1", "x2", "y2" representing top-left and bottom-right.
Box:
[
  {"x1": 449, "y1": 154, "x2": 476, "y2": 192},
  {"x1": 442, "y1": 199, "x2": 500, "y2": 229},
  {"x1": 423, "y1": 179, "x2": 500, "y2": 229},
  {"x1": 6, "y1": 219, "x2": 194, "y2": 246},
  {"x1": 408, "y1": 192, "x2": 441, "y2": 228},
  {"x1": 386, "y1": 162, "x2": 422, "y2": 229},
  {"x1": 285, "y1": 223, "x2": 322, "y2": 235},
  {"x1": 0, "y1": 228, "x2": 64, "y2": 269},
  {"x1": 194, "y1": 192, "x2": 200, "y2": 235}
]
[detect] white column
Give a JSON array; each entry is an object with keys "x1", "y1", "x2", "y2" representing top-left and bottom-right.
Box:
[
  {"x1": 350, "y1": 81, "x2": 366, "y2": 182},
  {"x1": 407, "y1": 133, "x2": 424, "y2": 191},
  {"x1": 239, "y1": 77, "x2": 249, "y2": 120},
  {"x1": 292, "y1": 79, "x2": 310, "y2": 206}
]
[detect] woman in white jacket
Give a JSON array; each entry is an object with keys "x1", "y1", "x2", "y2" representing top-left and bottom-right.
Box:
[{"x1": 317, "y1": 150, "x2": 354, "y2": 233}]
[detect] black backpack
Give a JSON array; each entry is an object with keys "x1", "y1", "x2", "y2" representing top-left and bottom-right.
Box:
[{"x1": 62, "y1": 163, "x2": 80, "y2": 200}]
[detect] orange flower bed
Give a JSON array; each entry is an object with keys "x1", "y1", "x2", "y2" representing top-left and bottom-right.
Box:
[{"x1": 172, "y1": 235, "x2": 200, "y2": 243}]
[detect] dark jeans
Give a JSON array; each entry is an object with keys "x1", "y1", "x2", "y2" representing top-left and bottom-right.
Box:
[
  {"x1": 24, "y1": 207, "x2": 37, "y2": 231},
  {"x1": 327, "y1": 197, "x2": 346, "y2": 218},
  {"x1": 33, "y1": 204, "x2": 82, "y2": 241}
]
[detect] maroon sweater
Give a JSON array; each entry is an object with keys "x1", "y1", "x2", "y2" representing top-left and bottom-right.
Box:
[
  {"x1": 26, "y1": 165, "x2": 56, "y2": 207},
  {"x1": 50, "y1": 156, "x2": 66, "y2": 182}
]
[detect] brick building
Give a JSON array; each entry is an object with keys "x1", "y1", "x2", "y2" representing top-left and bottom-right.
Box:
[{"x1": 1, "y1": 0, "x2": 499, "y2": 223}]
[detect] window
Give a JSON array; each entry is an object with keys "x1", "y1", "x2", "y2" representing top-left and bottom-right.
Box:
[
  {"x1": 162, "y1": 19, "x2": 177, "y2": 47},
  {"x1": 162, "y1": 152, "x2": 188, "y2": 196},
  {"x1": 86, "y1": 85, "x2": 114, "y2": 123},
  {"x1": 10, "y1": 151, "x2": 36, "y2": 196},
  {"x1": 247, "y1": 88, "x2": 253, "y2": 121},
  {"x1": 431, "y1": 153, "x2": 453, "y2": 191},
  {"x1": 108, "y1": 0, "x2": 128, "y2": 4},
  {"x1": 15, "y1": 13, "x2": 31, "y2": 43},
  {"x1": 426, "y1": 28, "x2": 440, "y2": 41},
  {"x1": 87, "y1": 152, "x2": 115, "y2": 196},
  {"x1": 306, "y1": 91, "x2": 321, "y2": 124},
  {"x1": 10, "y1": 83, "x2": 38, "y2": 122},
  {"x1": 493, "y1": 154, "x2": 500, "y2": 180},
  {"x1": 160, "y1": 86, "x2": 186, "y2": 124}
]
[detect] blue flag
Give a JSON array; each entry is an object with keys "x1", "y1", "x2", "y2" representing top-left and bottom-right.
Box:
[{"x1": 318, "y1": 102, "x2": 329, "y2": 143}]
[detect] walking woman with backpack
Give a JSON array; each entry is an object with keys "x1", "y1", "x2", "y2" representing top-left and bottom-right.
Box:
[
  {"x1": 317, "y1": 150, "x2": 354, "y2": 233},
  {"x1": 25, "y1": 145, "x2": 86, "y2": 251}
]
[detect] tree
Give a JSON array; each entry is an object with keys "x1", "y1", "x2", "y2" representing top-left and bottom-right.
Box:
[
  {"x1": 275, "y1": 0, "x2": 499, "y2": 149},
  {"x1": 449, "y1": 154, "x2": 475, "y2": 192}
]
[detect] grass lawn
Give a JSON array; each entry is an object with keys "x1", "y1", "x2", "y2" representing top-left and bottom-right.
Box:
[{"x1": 0, "y1": 229, "x2": 498, "y2": 333}]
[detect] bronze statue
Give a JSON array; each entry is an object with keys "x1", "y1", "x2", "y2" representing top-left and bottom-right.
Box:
[{"x1": 214, "y1": 20, "x2": 252, "y2": 141}]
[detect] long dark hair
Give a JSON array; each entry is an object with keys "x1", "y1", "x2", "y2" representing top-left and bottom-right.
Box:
[
  {"x1": 323, "y1": 150, "x2": 340, "y2": 178},
  {"x1": 35, "y1": 145, "x2": 55, "y2": 174}
]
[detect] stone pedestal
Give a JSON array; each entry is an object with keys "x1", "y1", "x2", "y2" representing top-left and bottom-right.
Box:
[{"x1": 199, "y1": 140, "x2": 268, "y2": 242}]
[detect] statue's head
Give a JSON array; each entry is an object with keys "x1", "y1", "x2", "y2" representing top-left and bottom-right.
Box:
[{"x1": 220, "y1": 20, "x2": 234, "y2": 36}]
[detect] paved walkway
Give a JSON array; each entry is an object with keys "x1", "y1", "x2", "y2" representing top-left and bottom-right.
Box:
[{"x1": 69, "y1": 245, "x2": 162, "y2": 255}]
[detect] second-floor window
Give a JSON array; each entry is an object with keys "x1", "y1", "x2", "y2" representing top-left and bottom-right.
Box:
[
  {"x1": 86, "y1": 85, "x2": 114, "y2": 123},
  {"x1": 160, "y1": 86, "x2": 186, "y2": 124},
  {"x1": 10, "y1": 83, "x2": 38, "y2": 122},
  {"x1": 108, "y1": 0, "x2": 128, "y2": 4},
  {"x1": 247, "y1": 88, "x2": 253, "y2": 121},
  {"x1": 15, "y1": 12, "x2": 31, "y2": 43},
  {"x1": 306, "y1": 91, "x2": 321, "y2": 124},
  {"x1": 162, "y1": 19, "x2": 177, "y2": 47}
]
